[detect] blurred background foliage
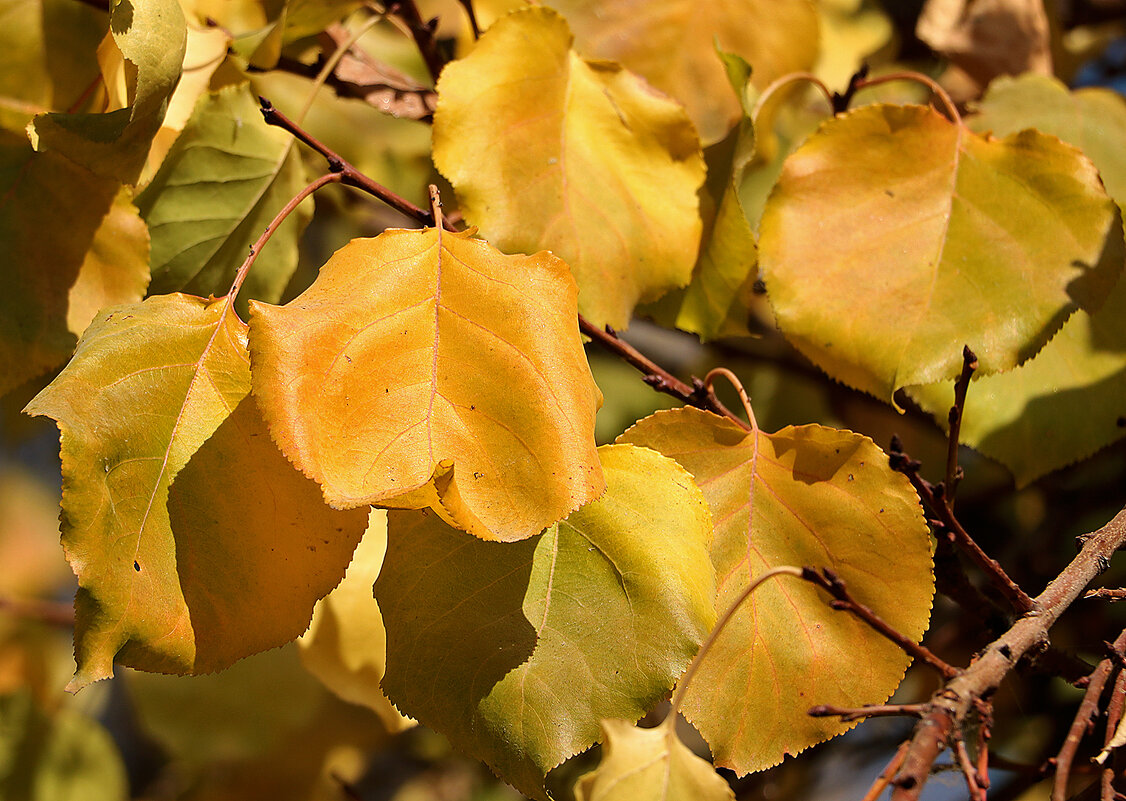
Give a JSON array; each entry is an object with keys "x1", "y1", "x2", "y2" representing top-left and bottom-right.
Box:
[{"x1": 5, "y1": 0, "x2": 1126, "y2": 799}]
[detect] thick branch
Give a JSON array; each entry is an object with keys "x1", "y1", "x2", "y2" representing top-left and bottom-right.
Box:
[{"x1": 891, "y1": 505, "x2": 1126, "y2": 800}]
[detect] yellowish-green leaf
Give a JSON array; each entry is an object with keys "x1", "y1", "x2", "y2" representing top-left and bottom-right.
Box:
[
  {"x1": 906, "y1": 76, "x2": 1126, "y2": 485},
  {"x1": 432, "y1": 6, "x2": 704, "y2": 329},
  {"x1": 66, "y1": 186, "x2": 150, "y2": 337},
  {"x1": 249, "y1": 226, "x2": 603, "y2": 542},
  {"x1": 297, "y1": 509, "x2": 414, "y2": 732},
  {"x1": 760, "y1": 103, "x2": 1122, "y2": 402},
  {"x1": 377, "y1": 444, "x2": 716, "y2": 800},
  {"x1": 0, "y1": 690, "x2": 127, "y2": 801},
  {"x1": 0, "y1": 132, "x2": 121, "y2": 396},
  {"x1": 24, "y1": 294, "x2": 367, "y2": 688},
  {"x1": 137, "y1": 83, "x2": 310, "y2": 310},
  {"x1": 0, "y1": 0, "x2": 106, "y2": 130},
  {"x1": 574, "y1": 717, "x2": 734, "y2": 801},
  {"x1": 545, "y1": 0, "x2": 819, "y2": 145},
  {"x1": 29, "y1": 0, "x2": 186, "y2": 185},
  {"x1": 967, "y1": 74, "x2": 1126, "y2": 206},
  {"x1": 619, "y1": 408, "x2": 933, "y2": 774}
]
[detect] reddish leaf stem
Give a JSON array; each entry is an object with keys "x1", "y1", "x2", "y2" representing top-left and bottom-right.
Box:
[
  {"x1": 891, "y1": 504, "x2": 1126, "y2": 800},
  {"x1": 752, "y1": 72, "x2": 835, "y2": 121},
  {"x1": 1054, "y1": 630, "x2": 1126, "y2": 801},
  {"x1": 854, "y1": 71, "x2": 962, "y2": 125},
  {"x1": 862, "y1": 742, "x2": 911, "y2": 801},
  {"x1": 225, "y1": 171, "x2": 342, "y2": 307},
  {"x1": 889, "y1": 437, "x2": 1035, "y2": 615},
  {"x1": 669, "y1": 566, "x2": 805, "y2": 718},
  {"x1": 954, "y1": 732, "x2": 986, "y2": 801},
  {"x1": 258, "y1": 97, "x2": 452, "y2": 230},
  {"x1": 944, "y1": 345, "x2": 978, "y2": 508},
  {"x1": 801, "y1": 567, "x2": 960, "y2": 680}
]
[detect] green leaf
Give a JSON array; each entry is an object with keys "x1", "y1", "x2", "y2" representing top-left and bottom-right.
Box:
[
  {"x1": 906, "y1": 75, "x2": 1126, "y2": 484},
  {"x1": 432, "y1": 6, "x2": 705, "y2": 329},
  {"x1": 544, "y1": 0, "x2": 820, "y2": 144},
  {"x1": 137, "y1": 83, "x2": 310, "y2": 310},
  {"x1": 249, "y1": 226, "x2": 603, "y2": 543},
  {"x1": 760, "y1": 103, "x2": 1123, "y2": 402},
  {"x1": 377, "y1": 444, "x2": 716, "y2": 800},
  {"x1": 28, "y1": 0, "x2": 186, "y2": 184},
  {"x1": 297, "y1": 510, "x2": 414, "y2": 732},
  {"x1": 619, "y1": 408, "x2": 933, "y2": 774},
  {"x1": 574, "y1": 717, "x2": 734, "y2": 801},
  {"x1": 24, "y1": 294, "x2": 367, "y2": 688},
  {"x1": 0, "y1": 690, "x2": 127, "y2": 801}
]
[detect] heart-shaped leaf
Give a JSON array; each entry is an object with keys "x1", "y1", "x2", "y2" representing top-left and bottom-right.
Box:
[
  {"x1": 432, "y1": 6, "x2": 705, "y2": 329},
  {"x1": 249, "y1": 225, "x2": 603, "y2": 542},
  {"x1": 759, "y1": 103, "x2": 1122, "y2": 401},
  {"x1": 619, "y1": 408, "x2": 933, "y2": 774},
  {"x1": 376, "y1": 444, "x2": 716, "y2": 799},
  {"x1": 25, "y1": 294, "x2": 368, "y2": 689}
]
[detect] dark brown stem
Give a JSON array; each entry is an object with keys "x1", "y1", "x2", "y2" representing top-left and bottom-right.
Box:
[
  {"x1": 455, "y1": 0, "x2": 480, "y2": 38},
  {"x1": 945, "y1": 345, "x2": 978, "y2": 508},
  {"x1": 891, "y1": 504, "x2": 1126, "y2": 800},
  {"x1": 889, "y1": 437, "x2": 1036, "y2": 615},
  {"x1": 578, "y1": 316, "x2": 749, "y2": 430},
  {"x1": 802, "y1": 567, "x2": 960, "y2": 680},
  {"x1": 0, "y1": 596, "x2": 75, "y2": 627},
  {"x1": 1054, "y1": 630, "x2": 1126, "y2": 801},
  {"x1": 808, "y1": 703, "x2": 926, "y2": 722},
  {"x1": 388, "y1": 0, "x2": 444, "y2": 84},
  {"x1": 258, "y1": 97, "x2": 450, "y2": 230}
]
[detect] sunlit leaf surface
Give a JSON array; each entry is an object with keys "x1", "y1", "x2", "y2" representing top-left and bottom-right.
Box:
[
  {"x1": 574, "y1": 717, "x2": 734, "y2": 801},
  {"x1": 908, "y1": 75, "x2": 1126, "y2": 484},
  {"x1": 138, "y1": 84, "x2": 310, "y2": 309},
  {"x1": 250, "y1": 226, "x2": 603, "y2": 542},
  {"x1": 432, "y1": 6, "x2": 704, "y2": 329},
  {"x1": 620, "y1": 408, "x2": 933, "y2": 774},
  {"x1": 546, "y1": 0, "x2": 819, "y2": 144},
  {"x1": 760, "y1": 103, "x2": 1122, "y2": 401},
  {"x1": 25, "y1": 294, "x2": 367, "y2": 688},
  {"x1": 377, "y1": 445, "x2": 716, "y2": 799}
]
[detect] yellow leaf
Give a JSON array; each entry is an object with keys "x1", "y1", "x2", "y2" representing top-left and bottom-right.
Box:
[
  {"x1": 574, "y1": 718, "x2": 734, "y2": 801},
  {"x1": 620, "y1": 408, "x2": 933, "y2": 774},
  {"x1": 25, "y1": 294, "x2": 368, "y2": 688},
  {"x1": 432, "y1": 6, "x2": 704, "y2": 329},
  {"x1": 250, "y1": 226, "x2": 603, "y2": 542},
  {"x1": 546, "y1": 0, "x2": 820, "y2": 144},
  {"x1": 297, "y1": 510, "x2": 414, "y2": 733}
]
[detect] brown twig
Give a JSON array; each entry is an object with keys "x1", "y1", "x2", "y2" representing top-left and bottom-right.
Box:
[
  {"x1": 258, "y1": 97, "x2": 450, "y2": 230},
  {"x1": 578, "y1": 318, "x2": 748, "y2": 430},
  {"x1": 862, "y1": 742, "x2": 911, "y2": 801},
  {"x1": 890, "y1": 504, "x2": 1126, "y2": 800},
  {"x1": 1104, "y1": 672, "x2": 1126, "y2": 800},
  {"x1": 0, "y1": 596, "x2": 75, "y2": 627},
  {"x1": 808, "y1": 703, "x2": 927, "y2": 722},
  {"x1": 802, "y1": 567, "x2": 960, "y2": 680},
  {"x1": 1054, "y1": 631, "x2": 1126, "y2": 800},
  {"x1": 944, "y1": 345, "x2": 978, "y2": 507},
  {"x1": 455, "y1": 0, "x2": 480, "y2": 38},
  {"x1": 1088, "y1": 588, "x2": 1126, "y2": 602},
  {"x1": 388, "y1": 0, "x2": 444, "y2": 84},
  {"x1": 889, "y1": 436, "x2": 1036, "y2": 615},
  {"x1": 954, "y1": 731, "x2": 987, "y2": 801}
]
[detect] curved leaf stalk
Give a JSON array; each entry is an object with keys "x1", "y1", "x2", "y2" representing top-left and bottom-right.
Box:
[
  {"x1": 750, "y1": 71, "x2": 835, "y2": 121},
  {"x1": 669, "y1": 565, "x2": 805, "y2": 719},
  {"x1": 854, "y1": 71, "x2": 962, "y2": 124}
]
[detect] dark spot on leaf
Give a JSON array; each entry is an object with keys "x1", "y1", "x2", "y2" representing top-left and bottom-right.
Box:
[
  {"x1": 1118, "y1": 416, "x2": 1126, "y2": 428},
  {"x1": 133, "y1": 561, "x2": 140, "y2": 572},
  {"x1": 752, "y1": 278, "x2": 767, "y2": 295},
  {"x1": 848, "y1": 474, "x2": 854, "y2": 481},
  {"x1": 885, "y1": 189, "x2": 894, "y2": 197}
]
